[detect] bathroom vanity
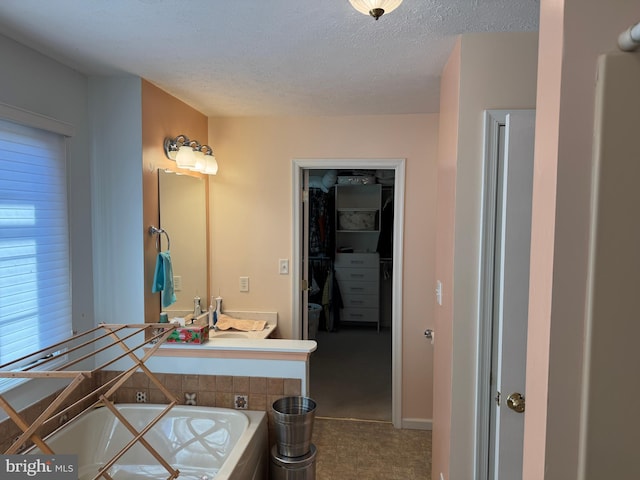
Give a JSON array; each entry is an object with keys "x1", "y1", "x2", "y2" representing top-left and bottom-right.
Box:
[
  {"x1": 127, "y1": 311, "x2": 316, "y2": 395},
  {"x1": 162, "y1": 310, "x2": 278, "y2": 340},
  {"x1": 151, "y1": 338, "x2": 317, "y2": 396}
]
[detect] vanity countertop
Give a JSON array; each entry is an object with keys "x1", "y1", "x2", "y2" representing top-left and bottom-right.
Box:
[
  {"x1": 154, "y1": 309, "x2": 317, "y2": 357},
  {"x1": 158, "y1": 337, "x2": 317, "y2": 353}
]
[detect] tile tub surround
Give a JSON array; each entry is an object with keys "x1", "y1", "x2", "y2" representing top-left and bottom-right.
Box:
[
  {"x1": 96, "y1": 371, "x2": 302, "y2": 411},
  {"x1": 0, "y1": 373, "x2": 301, "y2": 454}
]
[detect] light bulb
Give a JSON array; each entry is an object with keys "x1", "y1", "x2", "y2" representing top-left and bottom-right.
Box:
[
  {"x1": 192, "y1": 149, "x2": 206, "y2": 172},
  {"x1": 175, "y1": 145, "x2": 196, "y2": 169},
  {"x1": 204, "y1": 154, "x2": 218, "y2": 175}
]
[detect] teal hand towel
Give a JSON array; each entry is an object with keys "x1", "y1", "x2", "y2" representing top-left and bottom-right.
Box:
[{"x1": 152, "y1": 251, "x2": 177, "y2": 308}]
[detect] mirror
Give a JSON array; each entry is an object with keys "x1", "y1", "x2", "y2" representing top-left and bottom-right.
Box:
[{"x1": 158, "y1": 169, "x2": 208, "y2": 312}]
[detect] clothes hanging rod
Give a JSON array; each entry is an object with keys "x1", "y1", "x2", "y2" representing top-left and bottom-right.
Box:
[{"x1": 618, "y1": 22, "x2": 640, "y2": 51}]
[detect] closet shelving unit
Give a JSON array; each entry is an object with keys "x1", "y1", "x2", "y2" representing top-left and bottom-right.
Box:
[
  {"x1": 0, "y1": 323, "x2": 179, "y2": 480},
  {"x1": 334, "y1": 183, "x2": 382, "y2": 330}
]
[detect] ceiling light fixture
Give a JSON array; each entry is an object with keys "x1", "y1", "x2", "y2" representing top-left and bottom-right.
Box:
[
  {"x1": 349, "y1": 0, "x2": 403, "y2": 20},
  {"x1": 164, "y1": 134, "x2": 218, "y2": 175}
]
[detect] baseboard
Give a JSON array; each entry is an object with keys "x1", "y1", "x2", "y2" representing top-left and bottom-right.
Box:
[{"x1": 401, "y1": 418, "x2": 432, "y2": 430}]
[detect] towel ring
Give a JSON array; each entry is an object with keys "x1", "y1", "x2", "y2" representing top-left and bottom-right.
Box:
[{"x1": 149, "y1": 226, "x2": 171, "y2": 251}]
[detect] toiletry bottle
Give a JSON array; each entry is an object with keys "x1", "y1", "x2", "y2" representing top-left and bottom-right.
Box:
[
  {"x1": 208, "y1": 296, "x2": 214, "y2": 328},
  {"x1": 215, "y1": 296, "x2": 222, "y2": 317},
  {"x1": 193, "y1": 295, "x2": 202, "y2": 319}
]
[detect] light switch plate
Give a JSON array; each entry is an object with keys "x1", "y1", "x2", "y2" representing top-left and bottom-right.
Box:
[
  {"x1": 279, "y1": 259, "x2": 289, "y2": 275},
  {"x1": 239, "y1": 276, "x2": 249, "y2": 292},
  {"x1": 436, "y1": 280, "x2": 443, "y2": 306}
]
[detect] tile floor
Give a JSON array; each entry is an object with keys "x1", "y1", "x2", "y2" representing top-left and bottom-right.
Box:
[{"x1": 312, "y1": 417, "x2": 432, "y2": 479}]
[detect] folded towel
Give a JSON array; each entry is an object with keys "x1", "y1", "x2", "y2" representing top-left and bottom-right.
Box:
[
  {"x1": 215, "y1": 314, "x2": 266, "y2": 332},
  {"x1": 152, "y1": 251, "x2": 176, "y2": 308}
]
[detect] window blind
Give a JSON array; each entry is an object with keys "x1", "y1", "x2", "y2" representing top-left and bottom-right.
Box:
[{"x1": 0, "y1": 118, "x2": 72, "y2": 375}]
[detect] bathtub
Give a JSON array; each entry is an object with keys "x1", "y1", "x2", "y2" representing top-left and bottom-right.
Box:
[{"x1": 29, "y1": 404, "x2": 268, "y2": 480}]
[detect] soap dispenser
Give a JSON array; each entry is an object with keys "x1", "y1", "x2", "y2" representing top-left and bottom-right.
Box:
[{"x1": 208, "y1": 296, "x2": 215, "y2": 328}]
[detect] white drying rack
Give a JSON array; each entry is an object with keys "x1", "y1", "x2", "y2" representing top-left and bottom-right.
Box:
[{"x1": 0, "y1": 323, "x2": 180, "y2": 480}]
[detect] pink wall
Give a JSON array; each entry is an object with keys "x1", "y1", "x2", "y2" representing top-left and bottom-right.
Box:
[
  {"x1": 524, "y1": 1, "x2": 640, "y2": 478},
  {"x1": 433, "y1": 37, "x2": 460, "y2": 480},
  {"x1": 207, "y1": 114, "x2": 438, "y2": 423},
  {"x1": 434, "y1": 32, "x2": 538, "y2": 480}
]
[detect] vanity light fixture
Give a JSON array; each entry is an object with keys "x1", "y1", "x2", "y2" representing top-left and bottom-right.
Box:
[
  {"x1": 349, "y1": 0, "x2": 403, "y2": 20},
  {"x1": 164, "y1": 134, "x2": 218, "y2": 175}
]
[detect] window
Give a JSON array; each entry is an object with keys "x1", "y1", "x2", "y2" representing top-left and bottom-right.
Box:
[{"x1": 0, "y1": 118, "x2": 72, "y2": 388}]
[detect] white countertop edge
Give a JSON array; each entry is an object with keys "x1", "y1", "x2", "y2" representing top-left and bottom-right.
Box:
[{"x1": 158, "y1": 338, "x2": 317, "y2": 353}]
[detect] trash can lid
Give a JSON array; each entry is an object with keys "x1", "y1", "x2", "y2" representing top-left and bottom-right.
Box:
[{"x1": 271, "y1": 444, "x2": 317, "y2": 468}]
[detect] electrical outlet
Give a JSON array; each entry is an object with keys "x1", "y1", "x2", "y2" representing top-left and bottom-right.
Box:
[
  {"x1": 279, "y1": 259, "x2": 289, "y2": 275},
  {"x1": 173, "y1": 275, "x2": 182, "y2": 291},
  {"x1": 234, "y1": 394, "x2": 248, "y2": 409},
  {"x1": 239, "y1": 276, "x2": 249, "y2": 292}
]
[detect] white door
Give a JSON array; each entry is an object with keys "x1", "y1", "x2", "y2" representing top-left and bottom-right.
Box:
[{"x1": 491, "y1": 111, "x2": 535, "y2": 479}]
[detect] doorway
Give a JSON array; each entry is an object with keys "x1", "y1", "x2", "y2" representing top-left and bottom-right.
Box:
[
  {"x1": 477, "y1": 110, "x2": 535, "y2": 479},
  {"x1": 292, "y1": 159, "x2": 405, "y2": 427}
]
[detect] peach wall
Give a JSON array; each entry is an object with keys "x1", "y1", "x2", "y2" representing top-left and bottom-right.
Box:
[
  {"x1": 521, "y1": 0, "x2": 563, "y2": 477},
  {"x1": 523, "y1": 1, "x2": 640, "y2": 479},
  {"x1": 141, "y1": 80, "x2": 209, "y2": 323},
  {"x1": 432, "y1": 37, "x2": 460, "y2": 480},
  {"x1": 207, "y1": 114, "x2": 438, "y2": 422},
  {"x1": 434, "y1": 32, "x2": 538, "y2": 480},
  {"x1": 453, "y1": 33, "x2": 538, "y2": 480}
]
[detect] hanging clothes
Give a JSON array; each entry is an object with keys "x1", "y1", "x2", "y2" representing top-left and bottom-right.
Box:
[
  {"x1": 377, "y1": 195, "x2": 394, "y2": 258},
  {"x1": 309, "y1": 188, "x2": 335, "y2": 257}
]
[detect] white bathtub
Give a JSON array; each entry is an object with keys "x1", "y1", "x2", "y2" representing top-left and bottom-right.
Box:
[{"x1": 29, "y1": 404, "x2": 268, "y2": 480}]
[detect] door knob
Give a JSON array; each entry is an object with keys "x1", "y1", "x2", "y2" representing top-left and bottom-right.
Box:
[{"x1": 506, "y1": 392, "x2": 525, "y2": 413}]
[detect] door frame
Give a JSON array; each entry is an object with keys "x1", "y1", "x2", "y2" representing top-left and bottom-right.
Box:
[
  {"x1": 292, "y1": 158, "x2": 406, "y2": 428},
  {"x1": 476, "y1": 110, "x2": 533, "y2": 479}
]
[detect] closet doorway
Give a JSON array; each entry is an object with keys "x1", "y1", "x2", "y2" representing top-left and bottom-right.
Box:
[{"x1": 292, "y1": 159, "x2": 405, "y2": 427}]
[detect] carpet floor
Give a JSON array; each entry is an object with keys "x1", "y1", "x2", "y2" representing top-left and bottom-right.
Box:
[{"x1": 309, "y1": 326, "x2": 392, "y2": 421}]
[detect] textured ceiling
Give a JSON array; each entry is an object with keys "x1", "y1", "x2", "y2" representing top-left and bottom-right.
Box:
[{"x1": 0, "y1": 0, "x2": 539, "y2": 116}]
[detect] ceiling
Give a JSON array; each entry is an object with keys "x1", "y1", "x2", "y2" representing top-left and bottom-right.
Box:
[{"x1": 0, "y1": 0, "x2": 539, "y2": 117}]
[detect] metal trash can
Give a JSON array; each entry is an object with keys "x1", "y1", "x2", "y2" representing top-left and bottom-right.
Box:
[
  {"x1": 270, "y1": 444, "x2": 317, "y2": 480},
  {"x1": 271, "y1": 396, "x2": 316, "y2": 457}
]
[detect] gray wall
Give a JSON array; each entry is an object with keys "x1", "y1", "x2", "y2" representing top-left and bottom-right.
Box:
[
  {"x1": 88, "y1": 76, "x2": 144, "y2": 331},
  {"x1": 0, "y1": 34, "x2": 93, "y2": 412}
]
